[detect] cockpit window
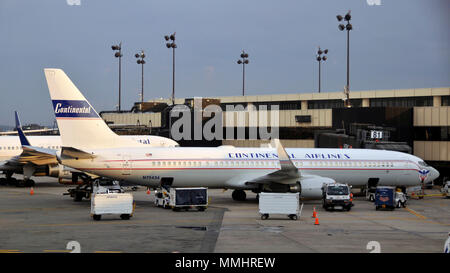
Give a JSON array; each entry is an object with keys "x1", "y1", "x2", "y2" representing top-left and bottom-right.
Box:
[{"x1": 418, "y1": 161, "x2": 429, "y2": 167}]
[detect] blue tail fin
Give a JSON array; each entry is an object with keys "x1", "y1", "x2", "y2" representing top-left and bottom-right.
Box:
[{"x1": 14, "y1": 111, "x2": 31, "y2": 146}]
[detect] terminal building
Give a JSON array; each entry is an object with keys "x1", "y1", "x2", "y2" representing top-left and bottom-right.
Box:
[{"x1": 100, "y1": 87, "x2": 450, "y2": 180}]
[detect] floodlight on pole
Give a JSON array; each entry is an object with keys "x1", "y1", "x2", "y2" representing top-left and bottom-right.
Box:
[
  {"x1": 336, "y1": 10, "x2": 353, "y2": 107},
  {"x1": 135, "y1": 50, "x2": 146, "y2": 104},
  {"x1": 164, "y1": 32, "x2": 177, "y2": 105},
  {"x1": 237, "y1": 50, "x2": 249, "y2": 96},
  {"x1": 316, "y1": 47, "x2": 328, "y2": 93},
  {"x1": 111, "y1": 42, "x2": 123, "y2": 111}
]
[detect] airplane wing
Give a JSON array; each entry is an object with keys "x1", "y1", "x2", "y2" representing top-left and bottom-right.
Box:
[
  {"x1": 229, "y1": 139, "x2": 336, "y2": 193},
  {"x1": 1, "y1": 111, "x2": 98, "y2": 181},
  {"x1": 0, "y1": 128, "x2": 57, "y2": 136},
  {"x1": 0, "y1": 112, "x2": 60, "y2": 170},
  {"x1": 19, "y1": 145, "x2": 58, "y2": 165},
  {"x1": 246, "y1": 139, "x2": 300, "y2": 185},
  {"x1": 61, "y1": 147, "x2": 96, "y2": 160}
]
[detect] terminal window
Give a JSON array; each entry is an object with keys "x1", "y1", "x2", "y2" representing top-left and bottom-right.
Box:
[
  {"x1": 308, "y1": 99, "x2": 362, "y2": 109},
  {"x1": 442, "y1": 96, "x2": 450, "y2": 106},
  {"x1": 414, "y1": 126, "x2": 450, "y2": 141},
  {"x1": 253, "y1": 101, "x2": 302, "y2": 110},
  {"x1": 370, "y1": 96, "x2": 433, "y2": 107}
]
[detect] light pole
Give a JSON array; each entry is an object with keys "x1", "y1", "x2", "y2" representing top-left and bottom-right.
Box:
[
  {"x1": 135, "y1": 50, "x2": 146, "y2": 104},
  {"x1": 164, "y1": 33, "x2": 177, "y2": 105},
  {"x1": 316, "y1": 47, "x2": 328, "y2": 93},
  {"x1": 237, "y1": 50, "x2": 249, "y2": 96},
  {"x1": 112, "y1": 42, "x2": 123, "y2": 111},
  {"x1": 337, "y1": 10, "x2": 353, "y2": 107}
]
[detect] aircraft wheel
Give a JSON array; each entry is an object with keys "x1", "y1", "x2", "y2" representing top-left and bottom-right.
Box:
[
  {"x1": 232, "y1": 190, "x2": 246, "y2": 201},
  {"x1": 8, "y1": 178, "x2": 17, "y2": 186},
  {"x1": 25, "y1": 180, "x2": 35, "y2": 187},
  {"x1": 0, "y1": 178, "x2": 7, "y2": 185},
  {"x1": 74, "y1": 192, "x2": 83, "y2": 202}
]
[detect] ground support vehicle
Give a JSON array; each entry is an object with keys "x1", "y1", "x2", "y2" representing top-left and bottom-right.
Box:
[
  {"x1": 395, "y1": 190, "x2": 407, "y2": 208},
  {"x1": 375, "y1": 186, "x2": 396, "y2": 211},
  {"x1": 322, "y1": 183, "x2": 353, "y2": 211},
  {"x1": 90, "y1": 180, "x2": 134, "y2": 221},
  {"x1": 442, "y1": 181, "x2": 450, "y2": 198},
  {"x1": 155, "y1": 187, "x2": 208, "y2": 211},
  {"x1": 259, "y1": 192, "x2": 302, "y2": 220}
]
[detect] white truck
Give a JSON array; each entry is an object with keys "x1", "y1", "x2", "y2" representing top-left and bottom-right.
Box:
[
  {"x1": 442, "y1": 181, "x2": 450, "y2": 198},
  {"x1": 394, "y1": 190, "x2": 407, "y2": 208},
  {"x1": 155, "y1": 187, "x2": 208, "y2": 211},
  {"x1": 259, "y1": 192, "x2": 302, "y2": 220},
  {"x1": 90, "y1": 180, "x2": 135, "y2": 221},
  {"x1": 322, "y1": 183, "x2": 353, "y2": 211}
]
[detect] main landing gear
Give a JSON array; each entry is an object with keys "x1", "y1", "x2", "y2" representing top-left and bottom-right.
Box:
[
  {"x1": 232, "y1": 189, "x2": 247, "y2": 201},
  {"x1": 0, "y1": 172, "x2": 35, "y2": 187}
]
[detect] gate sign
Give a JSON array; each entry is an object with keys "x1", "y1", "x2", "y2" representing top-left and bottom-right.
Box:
[{"x1": 370, "y1": 130, "x2": 383, "y2": 139}]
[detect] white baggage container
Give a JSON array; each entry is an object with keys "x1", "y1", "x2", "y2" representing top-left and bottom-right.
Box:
[
  {"x1": 259, "y1": 192, "x2": 302, "y2": 220},
  {"x1": 91, "y1": 192, "x2": 134, "y2": 221}
]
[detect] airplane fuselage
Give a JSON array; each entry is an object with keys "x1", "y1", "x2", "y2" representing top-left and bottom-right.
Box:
[
  {"x1": 0, "y1": 135, "x2": 178, "y2": 161},
  {"x1": 62, "y1": 146, "x2": 439, "y2": 190}
]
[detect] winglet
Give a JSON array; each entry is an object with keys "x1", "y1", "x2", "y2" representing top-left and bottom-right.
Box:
[
  {"x1": 14, "y1": 111, "x2": 31, "y2": 146},
  {"x1": 272, "y1": 139, "x2": 298, "y2": 174}
]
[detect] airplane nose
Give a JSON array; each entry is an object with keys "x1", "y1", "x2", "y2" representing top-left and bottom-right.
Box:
[{"x1": 433, "y1": 168, "x2": 440, "y2": 180}]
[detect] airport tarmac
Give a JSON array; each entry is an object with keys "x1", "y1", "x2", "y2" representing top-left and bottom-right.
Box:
[{"x1": 0, "y1": 177, "x2": 449, "y2": 253}]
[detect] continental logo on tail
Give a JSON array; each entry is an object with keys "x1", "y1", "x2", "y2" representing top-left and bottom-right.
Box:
[{"x1": 52, "y1": 100, "x2": 99, "y2": 118}]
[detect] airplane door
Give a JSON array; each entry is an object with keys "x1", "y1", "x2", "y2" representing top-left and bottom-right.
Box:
[
  {"x1": 397, "y1": 161, "x2": 411, "y2": 183},
  {"x1": 122, "y1": 155, "x2": 132, "y2": 175}
]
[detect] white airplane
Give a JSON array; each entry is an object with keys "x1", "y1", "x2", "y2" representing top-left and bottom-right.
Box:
[
  {"x1": 0, "y1": 112, "x2": 179, "y2": 186},
  {"x1": 38, "y1": 68, "x2": 439, "y2": 201}
]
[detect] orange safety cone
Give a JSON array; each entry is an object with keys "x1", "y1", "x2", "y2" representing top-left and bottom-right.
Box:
[
  {"x1": 146, "y1": 188, "x2": 150, "y2": 195},
  {"x1": 30, "y1": 187, "x2": 34, "y2": 196},
  {"x1": 314, "y1": 217, "x2": 320, "y2": 225},
  {"x1": 312, "y1": 207, "x2": 317, "y2": 218}
]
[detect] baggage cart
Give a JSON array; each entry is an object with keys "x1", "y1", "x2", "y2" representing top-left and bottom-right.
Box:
[
  {"x1": 258, "y1": 192, "x2": 302, "y2": 220},
  {"x1": 90, "y1": 180, "x2": 135, "y2": 221},
  {"x1": 156, "y1": 187, "x2": 208, "y2": 211}
]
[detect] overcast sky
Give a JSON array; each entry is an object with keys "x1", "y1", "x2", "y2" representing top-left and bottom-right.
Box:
[{"x1": 0, "y1": 0, "x2": 449, "y2": 127}]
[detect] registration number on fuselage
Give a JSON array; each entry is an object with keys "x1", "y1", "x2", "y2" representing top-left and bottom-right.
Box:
[{"x1": 143, "y1": 175, "x2": 160, "y2": 180}]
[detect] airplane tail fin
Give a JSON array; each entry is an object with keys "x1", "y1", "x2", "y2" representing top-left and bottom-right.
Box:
[
  {"x1": 44, "y1": 68, "x2": 136, "y2": 150},
  {"x1": 15, "y1": 111, "x2": 31, "y2": 146}
]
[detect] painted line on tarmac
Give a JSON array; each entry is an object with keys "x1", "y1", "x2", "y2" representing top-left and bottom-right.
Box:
[
  {"x1": 43, "y1": 250, "x2": 71, "y2": 253},
  {"x1": 0, "y1": 249, "x2": 21, "y2": 253},
  {"x1": 0, "y1": 207, "x2": 79, "y2": 213},
  {"x1": 94, "y1": 251, "x2": 123, "y2": 253},
  {"x1": 31, "y1": 218, "x2": 218, "y2": 228},
  {"x1": 404, "y1": 207, "x2": 427, "y2": 219}
]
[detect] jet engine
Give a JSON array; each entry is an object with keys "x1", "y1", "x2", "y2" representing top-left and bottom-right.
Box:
[
  {"x1": 296, "y1": 176, "x2": 336, "y2": 199},
  {"x1": 46, "y1": 164, "x2": 84, "y2": 185}
]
